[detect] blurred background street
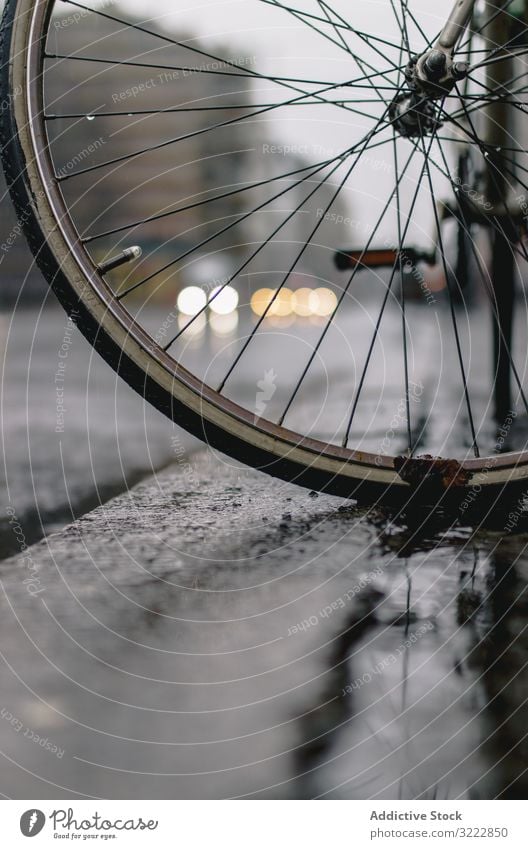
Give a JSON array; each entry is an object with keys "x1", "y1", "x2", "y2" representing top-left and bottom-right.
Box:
[
  {"x1": 1, "y1": 0, "x2": 528, "y2": 802},
  {"x1": 0, "y1": 302, "x2": 527, "y2": 799}
]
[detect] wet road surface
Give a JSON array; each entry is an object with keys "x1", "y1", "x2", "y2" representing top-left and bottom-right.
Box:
[
  {"x1": 0, "y1": 451, "x2": 527, "y2": 799},
  {"x1": 0, "y1": 304, "x2": 527, "y2": 799},
  {"x1": 0, "y1": 304, "x2": 197, "y2": 556}
]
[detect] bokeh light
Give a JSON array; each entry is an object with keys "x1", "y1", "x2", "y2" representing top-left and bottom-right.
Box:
[
  {"x1": 250, "y1": 286, "x2": 337, "y2": 318},
  {"x1": 208, "y1": 285, "x2": 239, "y2": 314},
  {"x1": 177, "y1": 311, "x2": 206, "y2": 337},
  {"x1": 272, "y1": 287, "x2": 293, "y2": 317},
  {"x1": 177, "y1": 286, "x2": 207, "y2": 315},
  {"x1": 250, "y1": 288, "x2": 274, "y2": 316},
  {"x1": 210, "y1": 312, "x2": 239, "y2": 335},
  {"x1": 292, "y1": 287, "x2": 313, "y2": 317},
  {"x1": 310, "y1": 288, "x2": 337, "y2": 316}
]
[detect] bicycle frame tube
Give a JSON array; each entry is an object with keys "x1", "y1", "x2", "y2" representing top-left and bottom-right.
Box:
[
  {"x1": 450, "y1": 2, "x2": 524, "y2": 221},
  {"x1": 437, "y1": 0, "x2": 477, "y2": 52},
  {"x1": 483, "y1": 2, "x2": 518, "y2": 419},
  {"x1": 483, "y1": 3, "x2": 517, "y2": 206},
  {"x1": 413, "y1": 0, "x2": 476, "y2": 96}
]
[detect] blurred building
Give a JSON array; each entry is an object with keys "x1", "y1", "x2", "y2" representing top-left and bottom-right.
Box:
[{"x1": 1, "y1": 3, "x2": 349, "y2": 305}]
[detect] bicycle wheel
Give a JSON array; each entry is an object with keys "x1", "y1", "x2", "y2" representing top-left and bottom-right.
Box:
[{"x1": 2, "y1": 0, "x2": 528, "y2": 504}]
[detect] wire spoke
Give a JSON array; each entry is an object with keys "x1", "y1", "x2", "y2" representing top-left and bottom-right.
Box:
[
  {"x1": 392, "y1": 129, "x2": 413, "y2": 454},
  {"x1": 458, "y1": 0, "x2": 518, "y2": 51},
  {"x1": 314, "y1": 0, "x2": 407, "y2": 102},
  {"x1": 342, "y1": 123, "x2": 440, "y2": 449},
  {"x1": 84, "y1": 150, "x2": 347, "y2": 243},
  {"x1": 60, "y1": 0, "x2": 347, "y2": 88},
  {"x1": 471, "y1": 45, "x2": 528, "y2": 71},
  {"x1": 259, "y1": 0, "x2": 361, "y2": 56},
  {"x1": 437, "y1": 100, "x2": 528, "y2": 262},
  {"x1": 434, "y1": 136, "x2": 528, "y2": 418},
  {"x1": 161, "y1": 149, "x2": 354, "y2": 349},
  {"x1": 259, "y1": 0, "x2": 404, "y2": 100},
  {"x1": 278, "y1": 138, "x2": 420, "y2": 427},
  {"x1": 400, "y1": 0, "x2": 431, "y2": 47},
  {"x1": 419, "y1": 134, "x2": 528, "y2": 267},
  {"x1": 122, "y1": 130, "x2": 394, "y2": 311},
  {"x1": 47, "y1": 97, "x2": 388, "y2": 119},
  {"x1": 419, "y1": 132, "x2": 480, "y2": 457},
  {"x1": 260, "y1": 0, "x2": 407, "y2": 56},
  {"x1": 44, "y1": 50, "x2": 404, "y2": 115},
  {"x1": 438, "y1": 93, "x2": 528, "y2": 179},
  {"x1": 453, "y1": 87, "x2": 528, "y2": 262},
  {"x1": 55, "y1": 71, "x2": 378, "y2": 181},
  {"x1": 313, "y1": 0, "x2": 392, "y2": 108},
  {"x1": 59, "y1": 0, "x2": 401, "y2": 136},
  {"x1": 42, "y1": 0, "x2": 528, "y2": 465},
  {"x1": 117, "y1": 144, "x2": 352, "y2": 300},
  {"x1": 316, "y1": 0, "x2": 350, "y2": 53},
  {"x1": 259, "y1": 0, "x2": 401, "y2": 84},
  {"x1": 450, "y1": 68, "x2": 528, "y2": 122},
  {"x1": 390, "y1": 0, "x2": 411, "y2": 60},
  {"x1": 44, "y1": 51, "x2": 344, "y2": 88},
  {"x1": 216, "y1": 98, "x2": 406, "y2": 391}
]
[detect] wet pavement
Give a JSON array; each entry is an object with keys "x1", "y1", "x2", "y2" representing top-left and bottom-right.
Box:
[
  {"x1": 0, "y1": 450, "x2": 527, "y2": 799},
  {"x1": 0, "y1": 303, "x2": 197, "y2": 556},
  {"x1": 0, "y1": 304, "x2": 527, "y2": 799}
]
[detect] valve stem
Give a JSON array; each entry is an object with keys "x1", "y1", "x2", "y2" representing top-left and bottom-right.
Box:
[{"x1": 98, "y1": 246, "x2": 142, "y2": 274}]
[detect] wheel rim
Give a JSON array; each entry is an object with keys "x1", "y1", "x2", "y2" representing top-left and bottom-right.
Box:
[{"x1": 6, "y1": 0, "x2": 528, "y2": 493}]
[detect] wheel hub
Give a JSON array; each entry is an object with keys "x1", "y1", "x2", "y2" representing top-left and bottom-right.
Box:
[
  {"x1": 412, "y1": 49, "x2": 468, "y2": 97},
  {"x1": 390, "y1": 49, "x2": 468, "y2": 139},
  {"x1": 389, "y1": 91, "x2": 441, "y2": 139}
]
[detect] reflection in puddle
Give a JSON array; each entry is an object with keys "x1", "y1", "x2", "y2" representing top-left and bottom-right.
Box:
[
  {"x1": 293, "y1": 515, "x2": 528, "y2": 800},
  {"x1": 463, "y1": 545, "x2": 528, "y2": 799}
]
